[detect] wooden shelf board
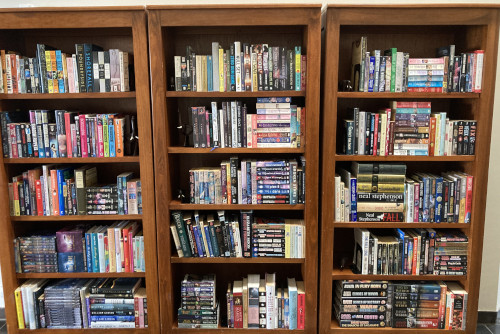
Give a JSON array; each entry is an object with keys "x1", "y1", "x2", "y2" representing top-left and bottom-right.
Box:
[
  {"x1": 336, "y1": 92, "x2": 479, "y2": 99},
  {"x1": 3, "y1": 157, "x2": 140, "y2": 164},
  {"x1": 10, "y1": 214, "x2": 142, "y2": 221},
  {"x1": 168, "y1": 147, "x2": 305, "y2": 154},
  {"x1": 17, "y1": 272, "x2": 145, "y2": 279},
  {"x1": 171, "y1": 256, "x2": 304, "y2": 264},
  {"x1": 332, "y1": 268, "x2": 466, "y2": 281},
  {"x1": 330, "y1": 319, "x2": 464, "y2": 333},
  {"x1": 18, "y1": 329, "x2": 148, "y2": 333},
  {"x1": 166, "y1": 91, "x2": 305, "y2": 98},
  {"x1": 333, "y1": 222, "x2": 470, "y2": 229},
  {"x1": 169, "y1": 201, "x2": 304, "y2": 211},
  {"x1": 173, "y1": 325, "x2": 297, "y2": 333},
  {"x1": 0, "y1": 92, "x2": 136, "y2": 100},
  {"x1": 335, "y1": 155, "x2": 475, "y2": 162}
]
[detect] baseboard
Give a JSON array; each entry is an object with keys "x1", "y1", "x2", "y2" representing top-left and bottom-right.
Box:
[{"x1": 477, "y1": 311, "x2": 498, "y2": 324}]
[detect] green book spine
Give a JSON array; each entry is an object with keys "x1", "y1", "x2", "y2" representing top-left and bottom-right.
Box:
[
  {"x1": 389, "y1": 48, "x2": 397, "y2": 92},
  {"x1": 208, "y1": 223, "x2": 220, "y2": 257},
  {"x1": 91, "y1": 232, "x2": 100, "y2": 273},
  {"x1": 172, "y1": 211, "x2": 193, "y2": 257}
]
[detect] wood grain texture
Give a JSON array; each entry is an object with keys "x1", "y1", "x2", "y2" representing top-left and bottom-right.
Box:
[
  {"x1": 148, "y1": 5, "x2": 321, "y2": 333},
  {"x1": 0, "y1": 8, "x2": 158, "y2": 334},
  {"x1": 320, "y1": 6, "x2": 499, "y2": 334},
  {"x1": 171, "y1": 257, "x2": 304, "y2": 264},
  {"x1": 330, "y1": 319, "x2": 465, "y2": 333}
]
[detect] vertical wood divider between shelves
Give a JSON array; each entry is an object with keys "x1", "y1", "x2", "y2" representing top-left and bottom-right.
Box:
[
  {"x1": 319, "y1": 5, "x2": 500, "y2": 334},
  {"x1": 147, "y1": 5, "x2": 321, "y2": 333},
  {"x1": 148, "y1": 9, "x2": 175, "y2": 333},
  {"x1": 319, "y1": 8, "x2": 339, "y2": 334}
]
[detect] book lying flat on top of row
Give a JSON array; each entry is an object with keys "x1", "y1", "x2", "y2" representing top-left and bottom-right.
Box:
[{"x1": 0, "y1": 44, "x2": 132, "y2": 94}]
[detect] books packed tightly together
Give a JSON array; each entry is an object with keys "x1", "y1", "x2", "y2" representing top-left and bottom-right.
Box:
[
  {"x1": 335, "y1": 280, "x2": 467, "y2": 329},
  {"x1": 171, "y1": 211, "x2": 304, "y2": 258},
  {"x1": 343, "y1": 101, "x2": 476, "y2": 156},
  {"x1": 8, "y1": 166, "x2": 142, "y2": 216},
  {"x1": 0, "y1": 44, "x2": 131, "y2": 94},
  {"x1": 14, "y1": 222, "x2": 145, "y2": 273},
  {"x1": 190, "y1": 97, "x2": 304, "y2": 149},
  {"x1": 173, "y1": 42, "x2": 305, "y2": 92},
  {"x1": 350, "y1": 37, "x2": 483, "y2": 93},
  {"x1": 15, "y1": 278, "x2": 147, "y2": 329},
  {"x1": 335, "y1": 163, "x2": 473, "y2": 223}
]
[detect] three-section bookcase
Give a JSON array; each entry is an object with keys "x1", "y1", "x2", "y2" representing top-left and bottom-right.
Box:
[
  {"x1": 319, "y1": 5, "x2": 499, "y2": 334},
  {"x1": 147, "y1": 5, "x2": 321, "y2": 333},
  {"x1": 0, "y1": 7, "x2": 159, "y2": 333}
]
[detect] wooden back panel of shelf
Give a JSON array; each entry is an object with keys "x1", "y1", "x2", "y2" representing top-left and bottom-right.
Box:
[
  {"x1": 320, "y1": 6, "x2": 499, "y2": 334},
  {"x1": 0, "y1": 8, "x2": 159, "y2": 334}
]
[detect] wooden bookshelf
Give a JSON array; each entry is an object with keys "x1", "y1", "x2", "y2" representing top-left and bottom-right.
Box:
[
  {"x1": 319, "y1": 5, "x2": 499, "y2": 334},
  {"x1": 147, "y1": 5, "x2": 321, "y2": 333},
  {"x1": 0, "y1": 7, "x2": 158, "y2": 334}
]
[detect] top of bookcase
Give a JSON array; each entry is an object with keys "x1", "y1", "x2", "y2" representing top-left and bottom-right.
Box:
[
  {"x1": 0, "y1": 6, "x2": 146, "y2": 13},
  {"x1": 326, "y1": 4, "x2": 500, "y2": 8},
  {"x1": 147, "y1": 4, "x2": 322, "y2": 10}
]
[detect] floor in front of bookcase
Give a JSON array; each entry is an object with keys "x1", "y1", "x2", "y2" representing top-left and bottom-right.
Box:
[
  {"x1": 478, "y1": 323, "x2": 500, "y2": 333},
  {"x1": 0, "y1": 321, "x2": 5, "y2": 333}
]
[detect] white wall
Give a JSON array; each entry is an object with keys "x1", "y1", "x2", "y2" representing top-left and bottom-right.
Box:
[{"x1": 0, "y1": 0, "x2": 499, "y2": 312}]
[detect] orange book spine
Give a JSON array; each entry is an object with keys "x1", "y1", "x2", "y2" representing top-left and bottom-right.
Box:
[{"x1": 50, "y1": 169, "x2": 59, "y2": 216}]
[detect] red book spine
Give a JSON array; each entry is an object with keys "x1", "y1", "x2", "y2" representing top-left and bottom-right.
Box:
[
  {"x1": 79, "y1": 116, "x2": 88, "y2": 158},
  {"x1": 233, "y1": 292, "x2": 243, "y2": 328},
  {"x1": 297, "y1": 292, "x2": 305, "y2": 329},
  {"x1": 123, "y1": 227, "x2": 130, "y2": 272},
  {"x1": 134, "y1": 296, "x2": 140, "y2": 328},
  {"x1": 97, "y1": 116, "x2": 104, "y2": 157},
  {"x1": 129, "y1": 230, "x2": 134, "y2": 272},
  {"x1": 35, "y1": 179, "x2": 43, "y2": 216},
  {"x1": 10, "y1": 55, "x2": 18, "y2": 94},
  {"x1": 394, "y1": 101, "x2": 432, "y2": 108},
  {"x1": 64, "y1": 112, "x2": 73, "y2": 158},
  {"x1": 438, "y1": 284, "x2": 447, "y2": 329},
  {"x1": 429, "y1": 117, "x2": 437, "y2": 156},
  {"x1": 373, "y1": 113, "x2": 379, "y2": 156},
  {"x1": 407, "y1": 87, "x2": 443, "y2": 93},
  {"x1": 50, "y1": 169, "x2": 59, "y2": 216},
  {"x1": 300, "y1": 55, "x2": 306, "y2": 91},
  {"x1": 300, "y1": 107, "x2": 306, "y2": 147},
  {"x1": 205, "y1": 111, "x2": 211, "y2": 147},
  {"x1": 388, "y1": 121, "x2": 395, "y2": 155},
  {"x1": 465, "y1": 175, "x2": 473, "y2": 223},
  {"x1": 412, "y1": 236, "x2": 418, "y2": 275},
  {"x1": 9, "y1": 123, "x2": 18, "y2": 158},
  {"x1": 416, "y1": 319, "x2": 439, "y2": 329}
]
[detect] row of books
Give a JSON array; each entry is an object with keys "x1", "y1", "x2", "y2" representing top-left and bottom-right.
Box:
[
  {"x1": 191, "y1": 98, "x2": 304, "y2": 148},
  {"x1": 178, "y1": 274, "x2": 218, "y2": 328},
  {"x1": 226, "y1": 274, "x2": 305, "y2": 330},
  {"x1": 0, "y1": 44, "x2": 131, "y2": 95},
  {"x1": 16, "y1": 278, "x2": 147, "y2": 329},
  {"x1": 14, "y1": 222, "x2": 145, "y2": 273},
  {"x1": 335, "y1": 162, "x2": 473, "y2": 223},
  {"x1": 351, "y1": 38, "x2": 483, "y2": 93},
  {"x1": 334, "y1": 280, "x2": 467, "y2": 329},
  {"x1": 189, "y1": 157, "x2": 305, "y2": 205},
  {"x1": 0, "y1": 110, "x2": 137, "y2": 159},
  {"x1": 342, "y1": 101, "x2": 476, "y2": 156},
  {"x1": 8, "y1": 166, "x2": 142, "y2": 216},
  {"x1": 174, "y1": 42, "x2": 306, "y2": 92},
  {"x1": 171, "y1": 211, "x2": 305, "y2": 258},
  {"x1": 352, "y1": 228, "x2": 468, "y2": 276}
]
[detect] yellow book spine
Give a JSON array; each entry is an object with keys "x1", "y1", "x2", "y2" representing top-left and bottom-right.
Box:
[
  {"x1": 251, "y1": 52, "x2": 258, "y2": 92},
  {"x1": 285, "y1": 224, "x2": 291, "y2": 258},
  {"x1": 459, "y1": 197, "x2": 466, "y2": 223},
  {"x1": 226, "y1": 162, "x2": 231, "y2": 203},
  {"x1": 357, "y1": 182, "x2": 405, "y2": 193},
  {"x1": 218, "y1": 49, "x2": 224, "y2": 92},
  {"x1": 15, "y1": 288, "x2": 25, "y2": 329},
  {"x1": 50, "y1": 50, "x2": 58, "y2": 93},
  {"x1": 45, "y1": 51, "x2": 53, "y2": 93}
]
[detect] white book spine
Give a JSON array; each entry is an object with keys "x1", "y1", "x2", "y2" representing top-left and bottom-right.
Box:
[
  {"x1": 362, "y1": 230, "x2": 370, "y2": 275},
  {"x1": 115, "y1": 228, "x2": 122, "y2": 273},
  {"x1": 72, "y1": 55, "x2": 80, "y2": 93},
  {"x1": 379, "y1": 114, "x2": 387, "y2": 156},
  {"x1": 219, "y1": 109, "x2": 225, "y2": 148},
  {"x1": 211, "y1": 102, "x2": 219, "y2": 146},
  {"x1": 251, "y1": 160, "x2": 257, "y2": 204},
  {"x1": 237, "y1": 170, "x2": 242, "y2": 205},
  {"x1": 395, "y1": 52, "x2": 404, "y2": 92},
  {"x1": 212, "y1": 42, "x2": 219, "y2": 91},
  {"x1": 335, "y1": 175, "x2": 341, "y2": 221},
  {"x1": 373, "y1": 237, "x2": 378, "y2": 275},
  {"x1": 265, "y1": 283, "x2": 275, "y2": 328},
  {"x1": 231, "y1": 102, "x2": 238, "y2": 148},
  {"x1": 98, "y1": 232, "x2": 106, "y2": 272},
  {"x1": 474, "y1": 51, "x2": 484, "y2": 92},
  {"x1": 5, "y1": 55, "x2": 12, "y2": 94},
  {"x1": 358, "y1": 111, "x2": 366, "y2": 154},
  {"x1": 373, "y1": 50, "x2": 380, "y2": 92},
  {"x1": 0, "y1": 54, "x2": 3, "y2": 93},
  {"x1": 235, "y1": 41, "x2": 242, "y2": 92},
  {"x1": 174, "y1": 56, "x2": 181, "y2": 91}
]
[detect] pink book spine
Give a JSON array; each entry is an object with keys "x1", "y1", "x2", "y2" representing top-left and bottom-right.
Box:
[
  {"x1": 205, "y1": 111, "x2": 211, "y2": 147},
  {"x1": 139, "y1": 297, "x2": 145, "y2": 328},
  {"x1": 128, "y1": 230, "x2": 134, "y2": 272},
  {"x1": 67, "y1": 58, "x2": 75, "y2": 93},
  {"x1": 251, "y1": 114, "x2": 257, "y2": 148},
  {"x1": 64, "y1": 112, "x2": 73, "y2": 158},
  {"x1": 97, "y1": 116, "x2": 104, "y2": 157},
  {"x1": 79, "y1": 116, "x2": 88, "y2": 158},
  {"x1": 9, "y1": 123, "x2": 17, "y2": 158},
  {"x1": 414, "y1": 182, "x2": 420, "y2": 222}
]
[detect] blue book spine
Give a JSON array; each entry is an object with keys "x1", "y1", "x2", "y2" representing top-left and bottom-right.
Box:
[
  {"x1": 407, "y1": 81, "x2": 443, "y2": 87},
  {"x1": 350, "y1": 178, "x2": 357, "y2": 221},
  {"x1": 85, "y1": 233, "x2": 92, "y2": 272},
  {"x1": 84, "y1": 44, "x2": 93, "y2": 92},
  {"x1": 122, "y1": 176, "x2": 129, "y2": 215},
  {"x1": 25, "y1": 126, "x2": 33, "y2": 156},
  {"x1": 208, "y1": 224, "x2": 220, "y2": 257},
  {"x1": 204, "y1": 175, "x2": 210, "y2": 204},
  {"x1": 91, "y1": 232, "x2": 99, "y2": 273},
  {"x1": 368, "y1": 56, "x2": 375, "y2": 92},
  {"x1": 290, "y1": 107, "x2": 297, "y2": 147},
  {"x1": 408, "y1": 75, "x2": 443, "y2": 82},
  {"x1": 117, "y1": 176, "x2": 124, "y2": 215},
  {"x1": 198, "y1": 175, "x2": 204, "y2": 204},
  {"x1": 207, "y1": 56, "x2": 213, "y2": 92},
  {"x1": 58, "y1": 252, "x2": 85, "y2": 272},
  {"x1": 289, "y1": 289, "x2": 297, "y2": 330},
  {"x1": 419, "y1": 293, "x2": 441, "y2": 301},
  {"x1": 192, "y1": 225, "x2": 204, "y2": 257},
  {"x1": 230, "y1": 48, "x2": 235, "y2": 90},
  {"x1": 228, "y1": 223, "x2": 235, "y2": 256},
  {"x1": 204, "y1": 226, "x2": 213, "y2": 257},
  {"x1": 396, "y1": 228, "x2": 406, "y2": 274},
  {"x1": 422, "y1": 177, "x2": 430, "y2": 222},
  {"x1": 284, "y1": 297, "x2": 290, "y2": 328},
  {"x1": 90, "y1": 316, "x2": 135, "y2": 322},
  {"x1": 394, "y1": 108, "x2": 432, "y2": 114},
  {"x1": 256, "y1": 97, "x2": 292, "y2": 103},
  {"x1": 408, "y1": 149, "x2": 430, "y2": 156},
  {"x1": 439, "y1": 112, "x2": 446, "y2": 156},
  {"x1": 57, "y1": 169, "x2": 65, "y2": 215},
  {"x1": 109, "y1": 122, "x2": 116, "y2": 157},
  {"x1": 246, "y1": 161, "x2": 252, "y2": 204},
  {"x1": 435, "y1": 177, "x2": 443, "y2": 223},
  {"x1": 257, "y1": 189, "x2": 290, "y2": 195},
  {"x1": 56, "y1": 50, "x2": 65, "y2": 93}
]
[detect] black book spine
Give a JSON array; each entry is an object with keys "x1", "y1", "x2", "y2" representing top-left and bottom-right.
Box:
[
  {"x1": 214, "y1": 223, "x2": 225, "y2": 257},
  {"x1": 25, "y1": 58, "x2": 32, "y2": 94},
  {"x1": 459, "y1": 53, "x2": 467, "y2": 93},
  {"x1": 104, "y1": 51, "x2": 111, "y2": 92},
  {"x1": 75, "y1": 115, "x2": 81, "y2": 157},
  {"x1": 0, "y1": 113, "x2": 9, "y2": 158},
  {"x1": 236, "y1": 103, "x2": 242, "y2": 148},
  {"x1": 224, "y1": 102, "x2": 230, "y2": 148},
  {"x1": 462, "y1": 121, "x2": 470, "y2": 155},
  {"x1": 18, "y1": 182, "x2": 25, "y2": 216},
  {"x1": 468, "y1": 121, "x2": 477, "y2": 155},
  {"x1": 15, "y1": 124, "x2": 23, "y2": 158},
  {"x1": 36, "y1": 44, "x2": 48, "y2": 94},
  {"x1": 364, "y1": 112, "x2": 371, "y2": 155},
  {"x1": 242, "y1": 105, "x2": 247, "y2": 148},
  {"x1": 76, "y1": 44, "x2": 86, "y2": 92},
  {"x1": 280, "y1": 47, "x2": 287, "y2": 91},
  {"x1": 273, "y1": 47, "x2": 279, "y2": 91},
  {"x1": 230, "y1": 156, "x2": 238, "y2": 204},
  {"x1": 93, "y1": 51, "x2": 100, "y2": 93},
  {"x1": 369, "y1": 113, "x2": 375, "y2": 155},
  {"x1": 457, "y1": 121, "x2": 464, "y2": 155},
  {"x1": 353, "y1": 108, "x2": 359, "y2": 154},
  {"x1": 198, "y1": 107, "x2": 206, "y2": 148}
]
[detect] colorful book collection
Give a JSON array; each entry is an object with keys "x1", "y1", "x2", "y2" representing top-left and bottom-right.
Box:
[
  {"x1": 335, "y1": 163, "x2": 473, "y2": 223},
  {"x1": 189, "y1": 157, "x2": 305, "y2": 205},
  {"x1": 335, "y1": 280, "x2": 467, "y2": 329},
  {"x1": 0, "y1": 44, "x2": 131, "y2": 95},
  {"x1": 351, "y1": 38, "x2": 483, "y2": 93},
  {"x1": 0, "y1": 110, "x2": 137, "y2": 159},
  {"x1": 178, "y1": 274, "x2": 218, "y2": 329},
  {"x1": 14, "y1": 222, "x2": 145, "y2": 274},
  {"x1": 171, "y1": 211, "x2": 305, "y2": 259},
  {"x1": 8, "y1": 165, "x2": 142, "y2": 216},
  {"x1": 191, "y1": 97, "x2": 305, "y2": 149},
  {"x1": 174, "y1": 42, "x2": 306, "y2": 92},
  {"x1": 15, "y1": 278, "x2": 147, "y2": 329},
  {"x1": 343, "y1": 101, "x2": 477, "y2": 156},
  {"x1": 226, "y1": 274, "x2": 305, "y2": 330},
  {"x1": 352, "y1": 228, "x2": 468, "y2": 276}
]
